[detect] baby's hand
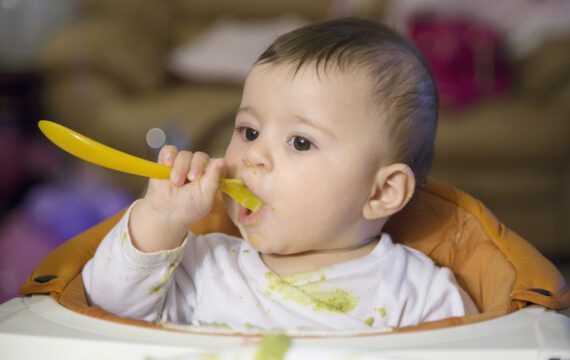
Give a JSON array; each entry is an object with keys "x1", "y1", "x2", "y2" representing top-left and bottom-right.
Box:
[
  {"x1": 146, "y1": 145, "x2": 225, "y2": 224},
  {"x1": 130, "y1": 146, "x2": 225, "y2": 252}
]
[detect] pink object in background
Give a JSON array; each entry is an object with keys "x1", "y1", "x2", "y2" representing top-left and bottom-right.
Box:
[
  {"x1": 409, "y1": 16, "x2": 511, "y2": 109},
  {"x1": 0, "y1": 212, "x2": 57, "y2": 303}
]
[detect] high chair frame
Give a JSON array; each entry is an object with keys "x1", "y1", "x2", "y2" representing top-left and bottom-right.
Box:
[{"x1": 1, "y1": 179, "x2": 568, "y2": 359}]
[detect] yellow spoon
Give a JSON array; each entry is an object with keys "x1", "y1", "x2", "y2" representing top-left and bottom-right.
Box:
[{"x1": 38, "y1": 120, "x2": 262, "y2": 212}]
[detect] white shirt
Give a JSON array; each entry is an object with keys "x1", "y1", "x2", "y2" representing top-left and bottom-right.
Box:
[{"x1": 83, "y1": 206, "x2": 476, "y2": 330}]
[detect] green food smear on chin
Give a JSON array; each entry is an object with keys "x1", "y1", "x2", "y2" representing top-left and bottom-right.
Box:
[
  {"x1": 265, "y1": 272, "x2": 358, "y2": 313},
  {"x1": 255, "y1": 334, "x2": 291, "y2": 360}
]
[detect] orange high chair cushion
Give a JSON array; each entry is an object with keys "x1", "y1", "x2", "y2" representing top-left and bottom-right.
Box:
[{"x1": 20, "y1": 179, "x2": 570, "y2": 332}]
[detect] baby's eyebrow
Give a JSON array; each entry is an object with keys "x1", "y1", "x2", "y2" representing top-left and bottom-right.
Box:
[
  {"x1": 291, "y1": 114, "x2": 338, "y2": 140},
  {"x1": 237, "y1": 106, "x2": 258, "y2": 118},
  {"x1": 237, "y1": 106, "x2": 337, "y2": 140}
]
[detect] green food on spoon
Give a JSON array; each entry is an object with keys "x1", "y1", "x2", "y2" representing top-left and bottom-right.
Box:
[{"x1": 38, "y1": 120, "x2": 262, "y2": 212}]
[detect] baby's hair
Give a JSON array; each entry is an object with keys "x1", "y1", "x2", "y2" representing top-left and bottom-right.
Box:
[{"x1": 256, "y1": 17, "x2": 438, "y2": 186}]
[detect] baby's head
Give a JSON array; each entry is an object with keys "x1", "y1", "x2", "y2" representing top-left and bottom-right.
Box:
[
  {"x1": 256, "y1": 17, "x2": 438, "y2": 186},
  {"x1": 224, "y1": 18, "x2": 438, "y2": 256}
]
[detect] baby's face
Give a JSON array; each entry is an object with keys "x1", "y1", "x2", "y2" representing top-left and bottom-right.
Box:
[{"x1": 224, "y1": 63, "x2": 386, "y2": 255}]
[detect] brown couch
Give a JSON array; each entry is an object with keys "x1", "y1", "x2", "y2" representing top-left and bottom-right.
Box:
[{"x1": 39, "y1": 0, "x2": 570, "y2": 261}]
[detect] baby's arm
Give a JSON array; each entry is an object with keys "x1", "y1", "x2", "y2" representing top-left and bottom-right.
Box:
[
  {"x1": 83, "y1": 146, "x2": 224, "y2": 322},
  {"x1": 82, "y1": 205, "x2": 195, "y2": 322}
]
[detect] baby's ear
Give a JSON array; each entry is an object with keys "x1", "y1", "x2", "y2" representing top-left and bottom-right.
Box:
[{"x1": 362, "y1": 164, "x2": 415, "y2": 220}]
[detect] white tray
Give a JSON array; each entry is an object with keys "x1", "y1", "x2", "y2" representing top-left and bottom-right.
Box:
[{"x1": 0, "y1": 295, "x2": 568, "y2": 360}]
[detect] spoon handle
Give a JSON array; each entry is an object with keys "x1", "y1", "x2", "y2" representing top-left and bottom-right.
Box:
[{"x1": 39, "y1": 120, "x2": 172, "y2": 179}]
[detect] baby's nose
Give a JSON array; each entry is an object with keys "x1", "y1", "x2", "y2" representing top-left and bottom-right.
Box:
[{"x1": 242, "y1": 140, "x2": 273, "y2": 172}]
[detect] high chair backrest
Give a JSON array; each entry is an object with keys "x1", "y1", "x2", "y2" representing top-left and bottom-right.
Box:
[
  {"x1": 385, "y1": 180, "x2": 570, "y2": 325},
  {"x1": 20, "y1": 179, "x2": 570, "y2": 331}
]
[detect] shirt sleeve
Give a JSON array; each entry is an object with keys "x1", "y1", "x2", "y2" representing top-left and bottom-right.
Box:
[
  {"x1": 82, "y1": 202, "x2": 196, "y2": 323},
  {"x1": 420, "y1": 267, "x2": 473, "y2": 322}
]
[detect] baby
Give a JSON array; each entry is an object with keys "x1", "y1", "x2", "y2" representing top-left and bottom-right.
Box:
[{"x1": 83, "y1": 17, "x2": 477, "y2": 330}]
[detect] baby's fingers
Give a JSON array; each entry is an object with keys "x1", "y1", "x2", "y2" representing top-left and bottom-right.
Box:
[
  {"x1": 201, "y1": 158, "x2": 225, "y2": 195},
  {"x1": 188, "y1": 152, "x2": 210, "y2": 182},
  {"x1": 171, "y1": 151, "x2": 194, "y2": 186},
  {"x1": 158, "y1": 145, "x2": 177, "y2": 166}
]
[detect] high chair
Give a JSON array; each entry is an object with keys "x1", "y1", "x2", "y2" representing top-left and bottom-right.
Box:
[{"x1": 2, "y1": 179, "x2": 569, "y2": 359}]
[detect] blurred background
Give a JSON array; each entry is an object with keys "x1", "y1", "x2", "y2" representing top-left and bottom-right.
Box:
[{"x1": 0, "y1": 0, "x2": 569, "y2": 307}]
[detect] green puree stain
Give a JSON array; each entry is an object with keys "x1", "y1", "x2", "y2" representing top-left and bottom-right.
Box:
[
  {"x1": 149, "y1": 262, "x2": 178, "y2": 294},
  {"x1": 255, "y1": 334, "x2": 291, "y2": 360},
  {"x1": 265, "y1": 272, "x2": 358, "y2": 313},
  {"x1": 195, "y1": 334, "x2": 290, "y2": 360},
  {"x1": 199, "y1": 354, "x2": 220, "y2": 360}
]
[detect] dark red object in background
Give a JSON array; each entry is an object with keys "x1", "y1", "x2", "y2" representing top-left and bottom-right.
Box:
[{"x1": 409, "y1": 16, "x2": 511, "y2": 109}]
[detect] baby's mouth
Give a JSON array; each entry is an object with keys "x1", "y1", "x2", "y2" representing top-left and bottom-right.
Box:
[
  {"x1": 237, "y1": 202, "x2": 265, "y2": 226},
  {"x1": 222, "y1": 177, "x2": 263, "y2": 213}
]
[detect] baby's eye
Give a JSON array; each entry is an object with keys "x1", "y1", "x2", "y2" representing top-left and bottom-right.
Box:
[
  {"x1": 237, "y1": 127, "x2": 259, "y2": 141},
  {"x1": 288, "y1": 136, "x2": 312, "y2": 151}
]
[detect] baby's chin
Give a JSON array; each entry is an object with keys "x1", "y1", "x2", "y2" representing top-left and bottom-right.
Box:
[
  {"x1": 240, "y1": 232, "x2": 264, "y2": 251},
  {"x1": 239, "y1": 232, "x2": 281, "y2": 254}
]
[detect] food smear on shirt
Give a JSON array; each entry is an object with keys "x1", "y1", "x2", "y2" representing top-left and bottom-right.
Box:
[
  {"x1": 168, "y1": 261, "x2": 177, "y2": 274},
  {"x1": 282, "y1": 270, "x2": 326, "y2": 286},
  {"x1": 377, "y1": 306, "x2": 387, "y2": 318},
  {"x1": 364, "y1": 317, "x2": 375, "y2": 326},
  {"x1": 150, "y1": 284, "x2": 163, "y2": 294},
  {"x1": 255, "y1": 303, "x2": 271, "y2": 316},
  {"x1": 255, "y1": 333, "x2": 291, "y2": 360},
  {"x1": 265, "y1": 272, "x2": 358, "y2": 313},
  {"x1": 149, "y1": 262, "x2": 178, "y2": 295},
  {"x1": 208, "y1": 322, "x2": 230, "y2": 329}
]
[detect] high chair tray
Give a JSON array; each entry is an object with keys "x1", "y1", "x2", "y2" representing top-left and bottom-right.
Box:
[{"x1": 0, "y1": 295, "x2": 568, "y2": 360}]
